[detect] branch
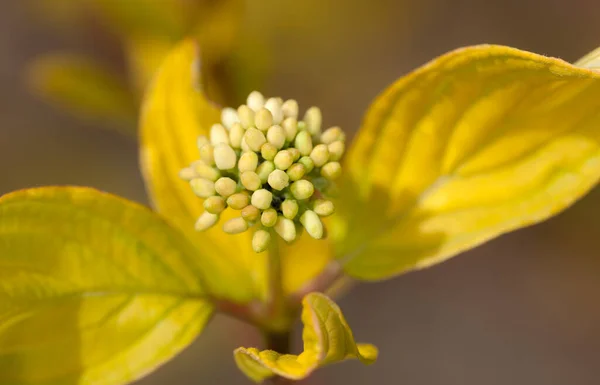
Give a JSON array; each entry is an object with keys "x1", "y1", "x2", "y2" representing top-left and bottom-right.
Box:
[{"x1": 289, "y1": 260, "x2": 344, "y2": 304}]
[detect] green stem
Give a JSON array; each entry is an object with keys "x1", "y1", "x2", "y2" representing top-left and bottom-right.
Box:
[{"x1": 267, "y1": 235, "x2": 284, "y2": 318}]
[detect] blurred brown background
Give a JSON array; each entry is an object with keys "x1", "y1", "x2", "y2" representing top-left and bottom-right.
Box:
[{"x1": 2, "y1": 0, "x2": 600, "y2": 384}]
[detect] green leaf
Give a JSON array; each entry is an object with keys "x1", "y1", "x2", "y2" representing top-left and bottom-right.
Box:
[
  {"x1": 335, "y1": 44, "x2": 600, "y2": 280},
  {"x1": 234, "y1": 293, "x2": 377, "y2": 382},
  {"x1": 27, "y1": 54, "x2": 137, "y2": 134},
  {"x1": 0, "y1": 187, "x2": 214, "y2": 385},
  {"x1": 140, "y1": 39, "x2": 267, "y2": 303}
]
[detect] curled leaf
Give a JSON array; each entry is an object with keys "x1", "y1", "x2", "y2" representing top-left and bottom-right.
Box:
[
  {"x1": 234, "y1": 292, "x2": 377, "y2": 382},
  {"x1": 336, "y1": 45, "x2": 600, "y2": 280},
  {"x1": 0, "y1": 187, "x2": 213, "y2": 385}
]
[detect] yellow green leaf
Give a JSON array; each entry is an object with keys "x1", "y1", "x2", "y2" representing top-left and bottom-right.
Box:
[
  {"x1": 140, "y1": 39, "x2": 266, "y2": 303},
  {"x1": 0, "y1": 187, "x2": 214, "y2": 385},
  {"x1": 336, "y1": 45, "x2": 600, "y2": 280},
  {"x1": 575, "y1": 46, "x2": 600, "y2": 71},
  {"x1": 27, "y1": 54, "x2": 137, "y2": 133},
  {"x1": 234, "y1": 292, "x2": 377, "y2": 382}
]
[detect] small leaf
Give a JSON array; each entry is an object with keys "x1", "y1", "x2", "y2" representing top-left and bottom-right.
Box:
[
  {"x1": 27, "y1": 54, "x2": 137, "y2": 133},
  {"x1": 0, "y1": 187, "x2": 214, "y2": 385},
  {"x1": 336, "y1": 45, "x2": 600, "y2": 280},
  {"x1": 140, "y1": 40, "x2": 266, "y2": 303},
  {"x1": 234, "y1": 293, "x2": 377, "y2": 382}
]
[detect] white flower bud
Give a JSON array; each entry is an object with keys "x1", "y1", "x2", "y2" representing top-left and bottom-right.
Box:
[
  {"x1": 255, "y1": 108, "x2": 273, "y2": 131},
  {"x1": 179, "y1": 167, "x2": 197, "y2": 181},
  {"x1": 313, "y1": 199, "x2": 335, "y2": 217},
  {"x1": 247, "y1": 91, "x2": 265, "y2": 111},
  {"x1": 210, "y1": 123, "x2": 229, "y2": 145},
  {"x1": 294, "y1": 131, "x2": 313, "y2": 156},
  {"x1": 256, "y1": 161, "x2": 275, "y2": 183},
  {"x1": 244, "y1": 128, "x2": 267, "y2": 152},
  {"x1": 241, "y1": 171, "x2": 262, "y2": 191},
  {"x1": 221, "y1": 107, "x2": 239, "y2": 129},
  {"x1": 241, "y1": 204, "x2": 261, "y2": 221},
  {"x1": 227, "y1": 192, "x2": 250, "y2": 210},
  {"x1": 286, "y1": 163, "x2": 306, "y2": 181},
  {"x1": 214, "y1": 177, "x2": 237, "y2": 197},
  {"x1": 241, "y1": 136, "x2": 251, "y2": 152},
  {"x1": 265, "y1": 97, "x2": 284, "y2": 124},
  {"x1": 261, "y1": 143, "x2": 278, "y2": 161},
  {"x1": 274, "y1": 216, "x2": 296, "y2": 243},
  {"x1": 238, "y1": 152, "x2": 259, "y2": 172},
  {"x1": 300, "y1": 210, "x2": 323, "y2": 239},
  {"x1": 290, "y1": 180, "x2": 314, "y2": 200},
  {"x1": 195, "y1": 212, "x2": 219, "y2": 231},
  {"x1": 267, "y1": 125, "x2": 286, "y2": 149},
  {"x1": 252, "y1": 229, "x2": 271, "y2": 253},
  {"x1": 321, "y1": 162, "x2": 342, "y2": 180},
  {"x1": 190, "y1": 178, "x2": 215, "y2": 198},
  {"x1": 251, "y1": 189, "x2": 273, "y2": 210},
  {"x1": 282, "y1": 117, "x2": 298, "y2": 141},
  {"x1": 204, "y1": 196, "x2": 226, "y2": 214},
  {"x1": 282, "y1": 99, "x2": 299, "y2": 119},
  {"x1": 268, "y1": 169, "x2": 290, "y2": 191},
  {"x1": 261, "y1": 208, "x2": 278, "y2": 227},
  {"x1": 287, "y1": 147, "x2": 301, "y2": 161},
  {"x1": 229, "y1": 123, "x2": 245, "y2": 149},
  {"x1": 328, "y1": 140, "x2": 345, "y2": 161},
  {"x1": 192, "y1": 162, "x2": 220, "y2": 181},
  {"x1": 310, "y1": 144, "x2": 330, "y2": 167},
  {"x1": 214, "y1": 143, "x2": 237, "y2": 170},
  {"x1": 237, "y1": 104, "x2": 255, "y2": 129},
  {"x1": 223, "y1": 217, "x2": 249, "y2": 234},
  {"x1": 320, "y1": 126, "x2": 345, "y2": 144},
  {"x1": 188, "y1": 91, "x2": 346, "y2": 251},
  {"x1": 199, "y1": 144, "x2": 215, "y2": 165},
  {"x1": 281, "y1": 199, "x2": 299, "y2": 219},
  {"x1": 304, "y1": 107, "x2": 322, "y2": 135},
  {"x1": 298, "y1": 156, "x2": 315, "y2": 173},
  {"x1": 274, "y1": 150, "x2": 294, "y2": 170}
]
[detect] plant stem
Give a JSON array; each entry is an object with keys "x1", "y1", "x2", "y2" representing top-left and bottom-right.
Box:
[
  {"x1": 267, "y1": 235, "x2": 284, "y2": 318},
  {"x1": 264, "y1": 330, "x2": 292, "y2": 354},
  {"x1": 266, "y1": 375, "x2": 293, "y2": 385},
  {"x1": 264, "y1": 330, "x2": 293, "y2": 385}
]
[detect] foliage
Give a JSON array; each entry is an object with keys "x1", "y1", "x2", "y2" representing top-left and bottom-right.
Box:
[
  {"x1": 26, "y1": 0, "x2": 254, "y2": 135},
  {"x1": 3, "y1": 37, "x2": 600, "y2": 384}
]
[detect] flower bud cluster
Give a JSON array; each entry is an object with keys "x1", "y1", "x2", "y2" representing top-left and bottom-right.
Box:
[{"x1": 179, "y1": 91, "x2": 345, "y2": 252}]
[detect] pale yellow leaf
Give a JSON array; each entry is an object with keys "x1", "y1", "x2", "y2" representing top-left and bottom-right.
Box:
[
  {"x1": 335, "y1": 45, "x2": 600, "y2": 279},
  {"x1": 27, "y1": 54, "x2": 137, "y2": 132},
  {"x1": 234, "y1": 292, "x2": 377, "y2": 382},
  {"x1": 0, "y1": 187, "x2": 213, "y2": 385},
  {"x1": 140, "y1": 39, "x2": 266, "y2": 303}
]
